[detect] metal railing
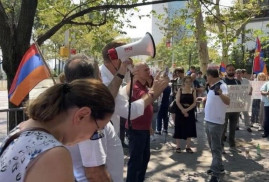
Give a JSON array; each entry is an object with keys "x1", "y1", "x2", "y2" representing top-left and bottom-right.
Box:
[{"x1": 0, "y1": 107, "x2": 26, "y2": 134}]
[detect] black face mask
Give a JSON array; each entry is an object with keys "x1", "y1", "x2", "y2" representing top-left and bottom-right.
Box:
[{"x1": 227, "y1": 73, "x2": 235, "y2": 77}]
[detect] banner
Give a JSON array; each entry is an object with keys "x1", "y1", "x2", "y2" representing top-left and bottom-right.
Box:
[
  {"x1": 227, "y1": 85, "x2": 251, "y2": 112},
  {"x1": 250, "y1": 81, "x2": 267, "y2": 99}
]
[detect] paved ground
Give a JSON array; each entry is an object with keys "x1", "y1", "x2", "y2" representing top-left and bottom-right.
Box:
[
  {"x1": 1, "y1": 79, "x2": 269, "y2": 182},
  {"x1": 122, "y1": 112, "x2": 269, "y2": 182}
]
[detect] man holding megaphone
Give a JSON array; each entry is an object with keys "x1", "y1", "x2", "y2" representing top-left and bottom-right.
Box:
[{"x1": 75, "y1": 36, "x2": 169, "y2": 182}]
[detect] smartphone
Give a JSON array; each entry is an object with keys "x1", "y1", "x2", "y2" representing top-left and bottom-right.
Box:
[{"x1": 214, "y1": 85, "x2": 220, "y2": 95}]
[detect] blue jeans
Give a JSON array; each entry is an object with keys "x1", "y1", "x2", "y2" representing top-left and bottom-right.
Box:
[
  {"x1": 156, "y1": 105, "x2": 169, "y2": 131},
  {"x1": 205, "y1": 121, "x2": 225, "y2": 178},
  {"x1": 126, "y1": 130, "x2": 150, "y2": 182}
]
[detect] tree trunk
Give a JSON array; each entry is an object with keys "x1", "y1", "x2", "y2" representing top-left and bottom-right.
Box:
[
  {"x1": 0, "y1": 0, "x2": 37, "y2": 131},
  {"x1": 221, "y1": 41, "x2": 229, "y2": 65},
  {"x1": 191, "y1": 0, "x2": 209, "y2": 74},
  {"x1": 215, "y1": 0, "x2": 229, "y2": 65},
  {"x1": 3, "y1": 40, "x2": 30, "y2": 131}
]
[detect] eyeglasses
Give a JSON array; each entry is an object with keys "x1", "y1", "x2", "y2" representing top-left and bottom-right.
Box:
[{"x1": 90, "y1": 119, "x2": 105, "y2": 140}]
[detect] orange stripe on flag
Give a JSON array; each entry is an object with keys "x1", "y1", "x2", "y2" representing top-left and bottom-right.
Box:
[
  {"x1": 10, "y1": 66, "x2": 50, "y2": 106},
  {"x1": 263, "y1": 65, "x2": 268, "y2": 76}
]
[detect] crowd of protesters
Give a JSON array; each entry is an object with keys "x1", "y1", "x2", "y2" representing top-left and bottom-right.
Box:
[
  {"x1": 155, "y1": 64, "x2": 268, "y2": 182},
  {"x1": 0, "y1": 38, "x2": 269, "y2": 182}
]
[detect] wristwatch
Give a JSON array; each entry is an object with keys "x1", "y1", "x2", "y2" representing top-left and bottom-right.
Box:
[{"x1": 116, "y1": 73, "x2": 124, "y2": 79}]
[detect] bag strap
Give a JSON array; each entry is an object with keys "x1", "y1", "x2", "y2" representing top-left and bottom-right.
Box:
[{"x1": 0, "y1": 127, "x2": 50, "y2": 156}]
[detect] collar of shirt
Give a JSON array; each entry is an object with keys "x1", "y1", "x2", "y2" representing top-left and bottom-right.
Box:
[{"x1": 135, "y1": 80, "x2": 148, "y2": 89}]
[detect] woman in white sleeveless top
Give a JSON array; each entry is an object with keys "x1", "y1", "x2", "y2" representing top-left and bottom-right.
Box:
[{"x1": 0, "y1": 79, "x2": 115, "y2": 182}]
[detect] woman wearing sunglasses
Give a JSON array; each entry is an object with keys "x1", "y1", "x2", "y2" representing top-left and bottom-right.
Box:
[{"x1": 0, "y1": 79, "x2": 114, "y2": 182}]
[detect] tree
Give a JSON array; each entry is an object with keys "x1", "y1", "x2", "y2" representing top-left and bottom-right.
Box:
[
  {"x1": 0, "y1": 0, "x2": 186, "y2": 131},
  {"x1": 202, "y1": 0, "x2": 261, "y2": 64},
  {"x1": 152, "y1": 0, "x2": 209, "y2": 73},
  {"x1": 190, "y1": 0, "x2": 209, "y2": 74},
  {"x1": 148, "y1": 36, "x2": 199, "y2": 71}
]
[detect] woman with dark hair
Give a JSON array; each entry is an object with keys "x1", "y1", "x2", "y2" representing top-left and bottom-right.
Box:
[
  {"x1": 173, "y1": 76, "x2": 197, "y2": 153},
  {"x1": 169, "y1": 67, "x2": 185, "y2": 123},
  {"x1": 0, "y1": 79, "x2": 115, "y2": 182}
]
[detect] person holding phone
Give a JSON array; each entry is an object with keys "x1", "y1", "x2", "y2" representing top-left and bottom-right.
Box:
[{"x1": 204, "y1": 69, "x2": 230, "y2": 182}]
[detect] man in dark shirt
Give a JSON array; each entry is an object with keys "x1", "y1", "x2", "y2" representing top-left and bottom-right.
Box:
[{"x1": 222, "y1": 64, "x2": 241, "y2": 153}]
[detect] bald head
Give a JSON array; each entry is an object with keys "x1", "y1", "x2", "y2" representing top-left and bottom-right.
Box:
[{"x1": 134, "y1": 62, "x2": 151, "y2": 82}]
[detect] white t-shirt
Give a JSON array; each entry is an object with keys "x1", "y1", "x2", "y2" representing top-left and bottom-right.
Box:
[
  {"x1": 67, "y1": 122, "x2": 124, "y2": 182},
  {"x1": 240, "y1": 78, "x2": 250, "y2": 85},
  {"x1": 204, "y1": 80, "x2": 229, "y2": 125},
  {"x1": 99, "y1": 64, "x2": 145, "y2": 135}
]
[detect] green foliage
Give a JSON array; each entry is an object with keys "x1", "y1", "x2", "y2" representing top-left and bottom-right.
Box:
[
  {"x1": 208, "y1": 47, "x2": 221, "y2": 63},
  {"x1": 156, "y1": 6, "x2": 192, "y2": 40},
  {"x1": 34, "y1": 0, "x2": 132, "y2": 61},
  {"x1": 148, "y1": 36, "x2": 199, "y2": 70},
  {"x1": 203, "y1": 0, "x2": 262, "y2": 63}
]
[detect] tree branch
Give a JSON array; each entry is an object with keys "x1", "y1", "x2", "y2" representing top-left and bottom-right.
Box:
[
  {"x1": 68, "y1": 20, "x2": 106, "y2": 26},
  {"x1": 36, "y1": 0, "x2": 185, "y2": 45},
  {"x1": 226, "y1": 16, "x2": 254, "y2": 48},
  {"x1": 63, "y1": 0, "x2": 100, "y2": 18}
]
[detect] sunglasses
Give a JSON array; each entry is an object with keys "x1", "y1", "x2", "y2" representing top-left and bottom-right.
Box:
[{"x1": 90, "y1": 119, "x2": 105, "y2": 140}]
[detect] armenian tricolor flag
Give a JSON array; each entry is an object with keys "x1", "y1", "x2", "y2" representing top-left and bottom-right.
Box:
[
  {"x1": 253, "y1": 37, "x2": 268, "y2": 75},
  {"x1": 220, "y1": 62, "x2": 226, "y2": 73},
  {"x1": 9, "y1": 44, "x2": 50, "y2": 106}
]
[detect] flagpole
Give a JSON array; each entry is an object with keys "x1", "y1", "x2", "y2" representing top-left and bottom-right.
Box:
[
  {"x1": 251, "y1": 37, "x2": 258, "y2": 80},
  {"x1": 251, "y1": 56, "x2": 255, "y2": 78},
  {"x1": 34, "y1": 42, "x2": 56, "y2": 85}
]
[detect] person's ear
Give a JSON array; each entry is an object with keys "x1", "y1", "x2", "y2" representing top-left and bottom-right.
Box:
[{"x1": 73, "y1": 107, "x2": 92, "y2": 125}]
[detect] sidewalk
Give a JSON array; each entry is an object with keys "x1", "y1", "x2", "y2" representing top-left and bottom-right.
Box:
[{"x1": 123, "y1": 112, "x2": 269, "y2": 182}]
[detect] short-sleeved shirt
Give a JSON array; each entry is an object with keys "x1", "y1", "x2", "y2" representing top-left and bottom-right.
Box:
[
  {"x1": 126, "y1": 80, "x2": 153, "y2": 130},
  {"x1": 67, "y1": 122, "x2": 124, "y2": 182},
  {"x1": 260, "y1": 81, "x2": 269, "y2": 106},
  {"x1": 196, "y1": 77, "x2": 206, "y2": 87},
  {"x1": 240, "y1": 78, "x2": 250, "y2": 85},
  {"x1": 193, "y1": 79, "x2": 201, "y2": 89},
  {"x1": 0, "y1": 127, "x2": 63, "y2": 182},
  {"x1": 204, "y1": 80, "x2": 229, "y2": 124},
  {"x1": 223, "y1": 77, "x2": 241, "y2": 85}
]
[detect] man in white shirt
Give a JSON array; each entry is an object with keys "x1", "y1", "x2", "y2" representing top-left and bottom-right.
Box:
[
  {"x1": 204, "y1": 69, "x2": 230, "y2": 182},
  {"x1": 66, "y1": 46, "x2": 168, "y2": 181}
]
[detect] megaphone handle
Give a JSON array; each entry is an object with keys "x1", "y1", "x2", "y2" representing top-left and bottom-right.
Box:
[
  {"x1": 127, "y1": 65, "x2": 133, "y2": 72},
  {"x1": 127, "y1": 72, "x2": 134, "y2": 130}
]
